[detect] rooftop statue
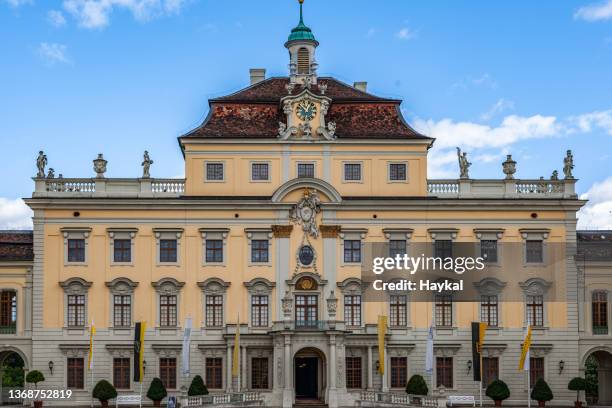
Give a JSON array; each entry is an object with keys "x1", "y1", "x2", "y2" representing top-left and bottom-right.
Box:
[
  {"x1": 563, "y1": 150, "x2": 574, "y2": 179},
  {"x1": 36, "y1": 151, "x2": 47, "y2": 178},
  {"x1": 456, "y1": 147, "x2": 471, "y2": 179},
  {"x1": 142, "y1": 151, "x2": 154, "y2": 179}
]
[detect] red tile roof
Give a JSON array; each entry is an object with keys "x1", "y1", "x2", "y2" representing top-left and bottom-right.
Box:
[
  {"x1": 181, "y1": 76, "x2": 431, "y2": 141},
  {"x1": 0, "y1": 231, "x2": 33, "y2": 262}
]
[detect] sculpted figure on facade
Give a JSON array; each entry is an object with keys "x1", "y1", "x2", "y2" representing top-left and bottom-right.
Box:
[
  {"x1": 36, "y1": 151, "x2": 47, "y2": 178},
  {"x1": 551, "y1": 170, "x2": 559, "y2": 180},
  {"x1": 456, "y1": 147, "x2": 471, "y2": 179},
  {"x1": 46, "y1": 168, "x2": 55, "y2": 179},
  {"x1": 563, "y1": 149, "x2": 574, "y2": 179},
  {"x1": 327, "y1": 121, "x2": 336, "y2": 138},
  {"x1": 318, "y1": 82, "x2": 327, "y2": 95},
  {"x1": 290, "y1": 189, "x2": 322, "y2": 238},
  {"x1": 141, "y1": 150, "x2": 153, "y2": 179},
  {"x1": 278, "y1": 122, "x2": 287, "y2": 136}
]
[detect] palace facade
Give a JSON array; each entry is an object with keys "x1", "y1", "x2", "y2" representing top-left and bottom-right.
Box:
[{"x1": 1, "y1": 2, "x2": 611, "y2": 407}]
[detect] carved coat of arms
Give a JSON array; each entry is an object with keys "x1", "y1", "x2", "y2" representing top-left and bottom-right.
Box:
[{"x1": 289, "y1": 189, "x2": 322, "y2": 238}]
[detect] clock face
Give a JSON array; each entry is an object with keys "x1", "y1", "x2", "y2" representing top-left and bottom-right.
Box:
[{"x1": 296, "y1": 100, "x2": 317, "y2": 121}]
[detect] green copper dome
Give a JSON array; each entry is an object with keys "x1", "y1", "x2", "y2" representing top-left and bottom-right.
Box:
[{"x1": 287, "y1": 1, "x2": 317, "y2": 43}]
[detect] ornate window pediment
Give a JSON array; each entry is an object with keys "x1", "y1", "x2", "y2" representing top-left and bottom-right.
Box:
[
  {"x1": 152, "y1": 278, "x2": 185, "y2": 295},
  {"x1": 106, "y1": 277, "x2": 138, "y2": 294},
  {"x1": 519, "y1": 278, "x2": 552, "y2": 296},
  {"x1": 60, "y1": 277, "x2": 92, "y2": 295},
  {"x1": 337, "y1": 277, "x2": 364, "y2": 295},
  {"x1": 198, "y1": 278, "x2": 231, "y2": 295},
  {"x1": 243, "y1": 278, "x2": 275, "y2": 295},
  {"x1": 473, "y1": 278, "x2": 507, "y2": 296}
]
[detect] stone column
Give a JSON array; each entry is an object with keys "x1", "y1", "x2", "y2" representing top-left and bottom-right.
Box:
[
  {"x1": 381, "y1": 346, "x2": 389, "y2": 392},
  {"x1": 328, "y1": 335, "x2": 338, "y2": 408},
  {"x1": 282, "y1": 334, "x2": 292, "y2": 408},
  {"x1": 367, "y1": 346, "x2": 373, "y2": 390},
  {"x1": 226, "y1": 344, "x2": 232, "y2": 393},
  {"x1": 241, "y1": 345, "x2": 247, "y2": 391}
]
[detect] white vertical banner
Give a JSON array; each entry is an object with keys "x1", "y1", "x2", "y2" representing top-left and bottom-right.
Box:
[
  {"x1": 425, "y1": 325, "x2": 434, "y2": 373},
  {"x1": 182, "y1": 317, "x2": 192, "y2": 377}
]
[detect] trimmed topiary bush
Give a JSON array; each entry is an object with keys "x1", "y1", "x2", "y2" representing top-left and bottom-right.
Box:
[
  {"x1": 25, "y1": 370, "x2": 45, "y2": 387},
  {"x1": 568, "y1": 377, "x2": 586, "y2": 408},
  {"x1": 406, "y1": 374, "x2": 428, "y2": 396},
  {"x1": 188, "y1": 375, "x2": 209, "y2": 396},
  {"x1": 486, "y1": 379, "x2": 510, "y2": 406},
  {"x1": 531, "y1": 378, "x2": 553, "y2": 406},
  {"x1": 92, "y1": 380, "x2": 117, "y2": 407},
  {"x1": 146, "y1": 377, "x2": 167, "y2": 407}
]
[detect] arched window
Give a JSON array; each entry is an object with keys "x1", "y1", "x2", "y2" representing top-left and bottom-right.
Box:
[
  {"x1": 297, "y1": 47, "x2": 310, "y2": 74},
  {"x1": 592, "y1": 291, "x2": 608, "y2": 335}
]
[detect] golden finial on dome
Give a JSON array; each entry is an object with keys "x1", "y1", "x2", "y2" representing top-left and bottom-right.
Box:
[{"x1": 298, "y1": 0, "x2": 304, "y2": 4}]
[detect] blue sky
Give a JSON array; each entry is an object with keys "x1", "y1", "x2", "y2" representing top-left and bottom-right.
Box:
[{"x1": 1, "y1": 0, "x2": 611, "y2": 229}]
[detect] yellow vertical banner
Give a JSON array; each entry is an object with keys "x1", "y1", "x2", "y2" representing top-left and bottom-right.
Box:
[
  {"x1": 518, "y1": 325, "x2": 532, "y2": 370},
  {"x1": 478, "y1": 322, "x2": 488, "y2": 352},
  {"x1": 232, "y1": 314, "x2": 240, "y2": 377},
  {"x1": 87, "y1": 320, "x2": 96, "y2": 370},
  {"x1": 377, "y1": 315, "x2": 387, "y2": 375}
]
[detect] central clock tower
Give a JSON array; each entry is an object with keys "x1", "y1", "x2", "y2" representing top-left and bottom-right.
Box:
[{"x1": 285, "y1": 0, "x2": 319, "y2": 86}]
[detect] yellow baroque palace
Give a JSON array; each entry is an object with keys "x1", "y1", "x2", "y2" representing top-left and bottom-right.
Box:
[{"x1": 0, "y1": 2, "x2": 610, "y2": 407}]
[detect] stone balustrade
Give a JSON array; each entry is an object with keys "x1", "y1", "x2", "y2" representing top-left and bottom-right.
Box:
[
  {"x1": 427, "y1": 178, "x2": 577, "y2": 199},
  {"x1": 33, "y1": 177, "x2": 185, "y2": 198}
]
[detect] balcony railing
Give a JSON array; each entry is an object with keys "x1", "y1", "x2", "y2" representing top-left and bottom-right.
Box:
[
  {"x1": 427, "y1": 178, "x2": 577, "y2": 199},
  {"x1": 0, "y1": 323, "x2": 16, "y2": 334},
  {"x1": 184, "y1": 392, "x2": 263, "y2": 407},
  {"x1": 33, "y1": 177, "x2": 185, "y2": 198},
  {"x1": 593, "y1": 325, "x2": 609, "y2": 335}
]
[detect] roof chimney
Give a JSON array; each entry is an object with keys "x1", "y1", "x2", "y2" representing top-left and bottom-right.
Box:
[
  {"x1": 353, "y1": 81, "x2": 367, "y2": 92},
  {"x1": 250, "y1": 68, "x2": 266, "y2": 85}
]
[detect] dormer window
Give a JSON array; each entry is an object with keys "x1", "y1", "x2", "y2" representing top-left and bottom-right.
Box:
[{"x1": 297, "y1": 47, "x2": 310, "y2": 74}]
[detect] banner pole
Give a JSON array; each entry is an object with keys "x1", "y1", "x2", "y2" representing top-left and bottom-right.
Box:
[
  {"x1": 90, "y1": 368, "x2": 93, "y2": 408},
  {"x1": 527, "y1": 367, "x2": 531, "y2": 408},
  {"x1": 140, "y1": 381, "x2": 143, "y2": 408},
  {"x1": 479, "y1": 354, "x2": 483, "y2": 407}
]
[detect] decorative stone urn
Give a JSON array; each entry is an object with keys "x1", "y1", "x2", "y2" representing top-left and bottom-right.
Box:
[
  {"x1": 93, "y1": 153, "x2": 107, "y2": 178},
  {"x1": 502, "y1": 154, "x2": 516, "y2": 180}
]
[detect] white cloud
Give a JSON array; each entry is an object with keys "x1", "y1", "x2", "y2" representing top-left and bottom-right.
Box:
[
  {"x1": 47, "y1": 10, "x2": 67, "y2": 27},
  {"x1": 396, "y1": 27, "x2": 417, "y2": 40},
  {"x1": 3, "y1": 0, "x2": 32, "y2": 7},
  {"x1": 366, "y1": 28, "x2": 376, "y2": 38},
  {"x1": 575, "y1": 0, "x2": 612, "y2": 21},
  {"x1": 481, "y1": 98, "x2": 515, "y2": 121},
  {"x1": 569, "y1": 109, "x2": 612, "y2": 135},
  {"x1": 62, "y1": 0, "x2": 188, "y2": 29},
  {"x1": 578, "y1": 177, "x2": 612, "y2": 229},
  {"x1": 0, "y1": 198, "x2": 32, "y2": 230},
  {"x1": 37, "y1": 42, "x2": 71, "y2": 65}
]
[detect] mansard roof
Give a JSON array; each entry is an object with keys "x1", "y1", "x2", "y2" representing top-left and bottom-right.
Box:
[
  {"x1": 0, "y1": 231, "x2": 33, "y2": 262},
  {"x1": 180, "y1": 77, "x2": 431, "y2": 141}
]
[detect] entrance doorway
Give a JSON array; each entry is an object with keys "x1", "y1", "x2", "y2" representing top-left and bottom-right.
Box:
[
  {"x1": 585, "y1": 349, "x2": 612, "y2": 405},
  {"x1": 294, "y1": 347, "x2": 326, "y2": 402},
  {"x1": 295, "y1": 357, "x2": 318, "y2": 399}
]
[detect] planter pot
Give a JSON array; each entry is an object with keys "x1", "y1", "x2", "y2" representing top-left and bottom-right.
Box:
[
  {"x1": 538, "y1": 401, "x2": 546, "y2": 408},
  {"x1": 574, "y1": 402, "x2": 583, "y2": 408},
  {"x1": 33, "y1": 401, "x2": 43, "y2": 408},
  {"x1": 153, "y1": 401, "x2": 161, "y2": 407},
  {"x1": 494, "y1": 400, "x2": 502, "y2": 407},
  {"x1": 100, "y1": 400, "x2": 108, "y2": 408}
]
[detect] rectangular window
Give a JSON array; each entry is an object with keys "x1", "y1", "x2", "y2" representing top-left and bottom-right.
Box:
[
  {"x1": 251, "y1": 163, "x2": 269, "y2": 181},
  {"x1": 205, "y1": 239, "x2": 223, "y2": 263},
  {"x1": 482, "y1": 357, "x2": 499, "y2": 387},
  {"x1": 295, "y1": 295, "x2": 318, "y2": 328},
  {"x1": 113, "y1": 358, "x2": 130, "y2": 390},
  {"x1": 159, "y1": 358, "x2": 177, "y2": 389},
  {"x1": 67, "y1": 238, "x2": 85, "y2": 262},
  {"x1": 344, "y1": 295, "x2": 361, "y2": 327},
  {"x1": 251, "y1": 358, "x2": 269, "y2": 389},
  {"x1": 113, "y1": 295, "x2": 131, "y2": 327},
  {"x1": 389, "y1": 240, "x2": 407, "y2": 258},
  {"x1": 159, "y1": 295, "x2": 177, "y2": 327},
  {"x1": 481, "y1": 240, "x2": 498, "y2": 263},
  {"x1": 159, "y1": 239, "x2": 177, "y2": 263},
  {"x1": 67, "y1": 294, "x2": 85, "y2": 327},
  {"x1": 113, "y1": 239, "x2": 131, "y2": 263},
  {"x1": 526, "y1": 240, "x2": 543, "y2": 263},
  {"x1": 251, "y1": 295, "x2": 269, "y2": 327},
  {"x1": 436, "y1": 357, "x2": 453, "y2": 388},
  {"x1": 389, "y1": 163, "x2": 407, "y2": 181},
  {"x1": 345, "y1": 357, "x2": 362, "y2": 389},
  {"x1": 344, "y1": 163, "x2": 362, "y2": 181},
  {"x1": 526, "y1": 295, "x2": 544, "y2": 327},
  {"x1": 0, "y1": 291, "x2": 17, "y2": 333},
  {"x1": 344, "y1": 240, "x2": 361, "y2": 263},
  {"x1": 67, "y1": 358, "x2": 84, "y2": 389},
  {"x1": 391, "y1": 357, "x2": 408, "y2": 388},
  {"x1": 206, "y1": 162, "x2": 224, "y2": 181},
  {"x1": 251, "y1": 240, "x2": 269, "y2": 263},
  {"x1": 206, "y1": 295, "x2": 223, "y2": 327},
  {"x1": 390, "y1": 295, "x2": 407, "y2": 327},
  {"x1": 529, "y1": 357, "x2": 545, "y2": 388},
  {"x1": 206, "y1": 357, "x2": 223, "y2": 389},
  {"x1": 435, "y1": 295, "x2": 452, "y2": 327},
  {"x1": 434, "y1": 240, "x2": 453, "y2": 259},
  {"x1": 297, "y1": 163, "x2": 315, "y2": 178},
  {"x1": 481, "y1": 295, "x2": 498, "y2": 327},
  {"x1": 593, "y1": 291, "x2": 608, "y2": 334}
]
